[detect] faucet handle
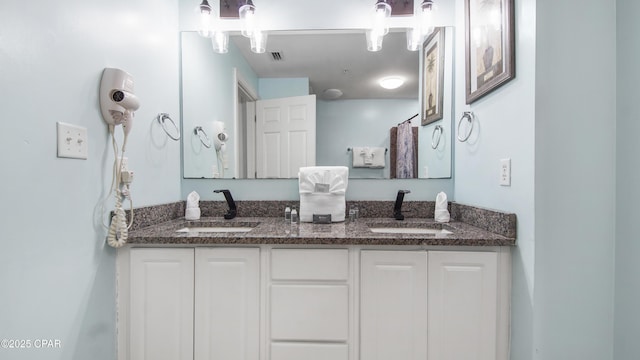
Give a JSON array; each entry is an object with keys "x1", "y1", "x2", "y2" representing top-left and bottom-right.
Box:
[
  {"x1": 213, "y1": 189, "x2": 237, "y2": 219},
  {"x1": 393, "y1": 190, "x2": 411, "y2": 220}
]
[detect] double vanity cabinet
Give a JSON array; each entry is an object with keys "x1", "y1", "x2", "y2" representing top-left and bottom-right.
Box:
[{"x1": 116, "y1": 244, "x2": 511, "y2": 360}]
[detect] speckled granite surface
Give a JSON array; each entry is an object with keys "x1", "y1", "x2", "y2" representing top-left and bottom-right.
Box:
[
  {"x1": 126, "y1": 217, "x2": 515, "y2": 247},
  {"x1": 122, "y1": 200, "x2": 516, "y2": 247}
]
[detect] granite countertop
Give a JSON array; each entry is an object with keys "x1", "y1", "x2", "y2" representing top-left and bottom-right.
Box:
[{"x1": 126, "y1": 217, "x2": 516, "y2": 247}]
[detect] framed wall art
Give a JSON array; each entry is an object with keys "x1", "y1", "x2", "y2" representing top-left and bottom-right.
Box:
[
  {"x1": 465, "y1": 0, "x2": 515, "y2": 104},
  {"x1": 422, "y1": 27, "x2": 445, "y2": 125}
]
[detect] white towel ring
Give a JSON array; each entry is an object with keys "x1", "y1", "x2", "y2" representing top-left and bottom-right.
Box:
[
  {"x1": 457, "y1": 111, "x2": 475, "y2": 142},
  {"x1": 194, "y1": 126, "x2": 212, "y2": 148},
  {"x1": 157, "y1": 113, "x2": 181, "y2": 140},
  {"x1": 431, "y1": 125, "x2": 444, "y2": 149}
]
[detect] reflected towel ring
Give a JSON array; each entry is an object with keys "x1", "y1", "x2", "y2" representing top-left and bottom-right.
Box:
[
  {"x1": 457, "y1": 111, "x2": 475, "y2": 142},
  {"x1": 157, "y1": 113, "x2": 181, "y2": 140},
  {"x1": 431, "y1": 125, "x2": 444, "y2": 149},
  {"x1": 194, "y1": 126, "x2": 212, "y2": 148}
]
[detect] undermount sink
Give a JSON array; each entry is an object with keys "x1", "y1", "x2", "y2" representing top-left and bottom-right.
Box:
[
  {"x1": 367, "y1": 221, "x2": 453, "y2": 235},
  {"x1": 369, "y1": 227, "x2": 452, "y2": 235},
  {"x1": 176, "y1": 227, "x2": 254, "y2": 233},
  {"x1": 176, "y1": 221, "x2": 259, "y2": 234}
]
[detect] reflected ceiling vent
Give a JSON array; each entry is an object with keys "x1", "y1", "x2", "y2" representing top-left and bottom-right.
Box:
[{"x1": 270, "y1": 51, "x2": 284, "y2": 61}]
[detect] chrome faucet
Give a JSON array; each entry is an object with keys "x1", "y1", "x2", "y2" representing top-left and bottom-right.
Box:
[
  {"x1": 393, "y1": 190, "x2": 411, "y2": 220},
  {"x1": 214, "y1": 189, "x2": 237, "y2": 219}
]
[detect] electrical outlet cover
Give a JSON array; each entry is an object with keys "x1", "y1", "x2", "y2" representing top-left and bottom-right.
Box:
[
  {"x1": 500, "y1": 158, "x2": 511, "y2": 186},
  {"x1": 57, "y1": 122, "x2": 88, "y2": 159}
]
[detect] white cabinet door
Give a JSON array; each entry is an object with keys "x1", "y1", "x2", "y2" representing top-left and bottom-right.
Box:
[
  {"x1": 427, "y1": 251, "x2": 499, "y2": 360},
  {"x1": 360, "y1": 251, "x2": 428, "y2": 360},
  {"x1": 129, "y1": 248, "x2": 194, "y2": 360},
  {"x1": 194, "y1": 248, "x2": 260, "y2": 360}
]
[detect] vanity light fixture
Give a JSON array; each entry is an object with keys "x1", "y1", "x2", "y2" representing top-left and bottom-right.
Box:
[
  {"x1": 239, "y1": 0, "x2": 257, "y2": 38},
  {"x1": 372, "y1": 0, "x2": 392, "y2": 36},
  {"x1": 379, "y1": 76, "x2": 405, "y2": 90},
  {"x1": 367, "y1": 0, "x2": 437, "y2": 51},
  {"x1": 197, "y1": 0, "x2": 213, "y2": 37},
  {"x1": 420, "y1": 0, "x2": 435, "y2": 35}
]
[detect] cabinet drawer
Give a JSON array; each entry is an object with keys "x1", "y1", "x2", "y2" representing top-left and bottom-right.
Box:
[
  {"x1": 271, "y1": 343, "x2": 348, "y2": 360},
  {"x1": 270, "y1": 284, "x2": 349, "y2": 341},
  {"x1": 271, "y1": 249, "x2": 349, "y2": 281}
]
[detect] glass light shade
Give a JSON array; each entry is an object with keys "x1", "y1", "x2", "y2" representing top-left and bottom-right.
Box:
[
  {"x1": 406, "y1": 27, "x2": 421, "y2": 51},
  {"x1": 250, "y1": 30, "x2": 268, "y2": 53},
  {"x1": 372, "y1": 0, "x2": 391, "y2": 35},
  {"x1": 211, "y1": 31, "x2": 229, "y2": 54},
  {"x1": 379, "y1": 76, "x2": 405, "y2": 89},
  {"x1": 239, "y1": 1, "x2": 256, "y2": 38},
  {"x1": 366, "y1": 29, "x2": 384, "y2": 52},
  {"x1": 197, "y1": 0, "x2": 213, "y2": 37},
  {"x1": 420, "y1": 0, "x2": 434, "y2": 34}
]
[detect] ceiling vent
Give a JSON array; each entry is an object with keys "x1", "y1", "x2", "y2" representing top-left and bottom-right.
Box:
[{"x1": 270, "y1": 51, "x2": 284, "y2": 61}]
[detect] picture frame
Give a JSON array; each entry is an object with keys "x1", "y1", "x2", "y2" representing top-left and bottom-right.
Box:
[
  {"x1": 422, "y1": 27, "x2": 445, "y2": 126},
  {"x1": 465, "y1": 0, "x2": 515, "y2": 104}
]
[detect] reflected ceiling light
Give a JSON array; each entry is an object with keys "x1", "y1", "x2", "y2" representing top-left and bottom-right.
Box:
[
  {"x1": 197, "y1": 0, "x2": 213, "y2": 37},
  {"x1": 323, "y1": 88, "x2": 343, "y2": 100},
  {"x1": 379, "y1": 76, "x2": 405, "y2": 90}
]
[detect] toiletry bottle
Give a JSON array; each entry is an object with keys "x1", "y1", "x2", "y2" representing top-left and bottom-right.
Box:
[
  {"x1": 285, "y1": 206, "x2": 291, "y2": 221},
  {"x1": 291, "y1": 208, "x2": 298, "y2": 224}
]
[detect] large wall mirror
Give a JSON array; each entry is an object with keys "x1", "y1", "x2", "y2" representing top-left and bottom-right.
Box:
[{"x1": 180, "y1": 28, "x2": 454, "y2": 180}]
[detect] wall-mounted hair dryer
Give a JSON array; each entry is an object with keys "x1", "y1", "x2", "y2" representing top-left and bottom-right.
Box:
[
  {"x1": 213, "y1": 121, "x2": 229, "y2": 151},
  {"x1": 99, "y1": 68, "x2": 140, "y2": 248},
  {"x1": 100, "y1": 68, "x2": 140, "y2": 136},
  {"x1": 213, "y1": 121, "x2": 229, "y2": 173}
]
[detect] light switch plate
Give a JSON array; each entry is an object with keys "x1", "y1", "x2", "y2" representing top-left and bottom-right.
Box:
[
  {"x1": 57, "y1": 122, "x2": 88, "y2": 159},
  {"x1": 500, "y1": 158, "x2": 511, "y2": 186}
]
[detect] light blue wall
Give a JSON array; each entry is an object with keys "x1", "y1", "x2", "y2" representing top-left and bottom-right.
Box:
[
  {"x1": 0, "y1": 0, "x2": 181, "y2": 359},
  {"x1": 615, "y1": 0, "x2": 640, "y2": 358},
  {"x1": 534, "y1": 0, "x2": 616, "y2": 359},
  {"x1": 181, "y1": 32, "x2": 258, "y2": 178},
  {"x1": 317, "y1": 99, "x2": 419, "y2": 179},
  {"x1": 258, "y1": 78, "x2": 309, "y2": 99},
  {"x1": 452, "y1": 0, "x2": 536, "y2": 357}
]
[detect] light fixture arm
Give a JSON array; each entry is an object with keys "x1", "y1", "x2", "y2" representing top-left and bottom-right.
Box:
[{"x1": 199, "y1": 0, "x2": 212, "y2": 15}]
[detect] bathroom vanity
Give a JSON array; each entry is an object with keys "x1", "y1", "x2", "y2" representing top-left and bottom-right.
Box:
[{"x1": 116, "y1": 203, "x2": 515, "y2": 360}]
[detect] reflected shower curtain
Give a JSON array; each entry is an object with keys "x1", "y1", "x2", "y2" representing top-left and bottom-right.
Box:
[{"x1": 396, "y1": 121, "x2": 415, "y2": 178}]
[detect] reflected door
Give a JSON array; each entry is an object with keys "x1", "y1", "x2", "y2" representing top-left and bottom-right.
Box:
[{"x1": 256, "y1": 95, "x2": 316, "y2": 178}]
